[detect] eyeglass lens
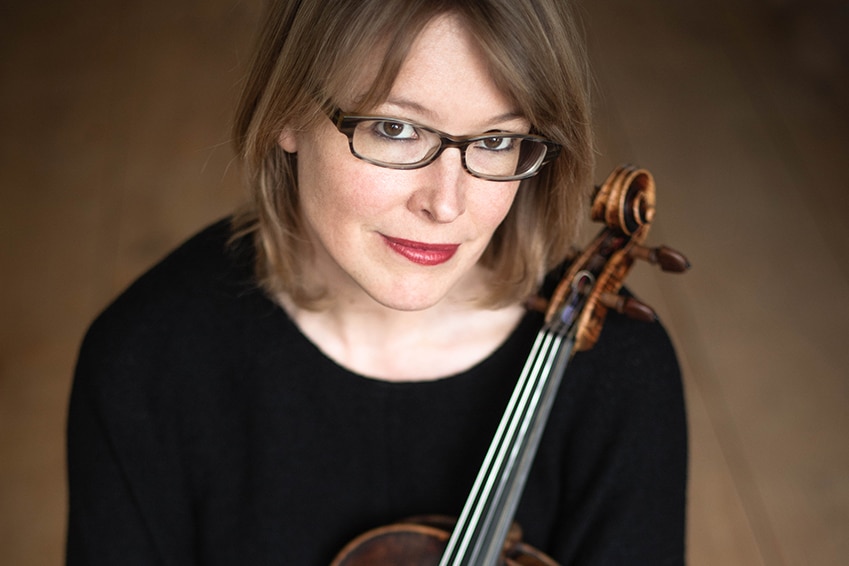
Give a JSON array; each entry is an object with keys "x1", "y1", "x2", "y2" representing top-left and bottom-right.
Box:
[{"x1": 350, "y1": 119, "x2": 548, "y2": 179}]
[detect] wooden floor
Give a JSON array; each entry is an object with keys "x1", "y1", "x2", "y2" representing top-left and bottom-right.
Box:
[{"x1": 1, "y1": 0, "x2": 846, "y2": 564}]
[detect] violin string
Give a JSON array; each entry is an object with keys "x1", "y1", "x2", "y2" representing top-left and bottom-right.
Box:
[
  {"x1": 439, "y1": 328, "x2": 549, "y2": 565},
  {"x1": 471, "y1": 330, "x2": 562, "y2": 565},
  {"x1": 480, "y1": 331, "x2": 575, "y2": 565},
  {"x1": 440, "y1": 323, "x2": 575, "y2": 566}
]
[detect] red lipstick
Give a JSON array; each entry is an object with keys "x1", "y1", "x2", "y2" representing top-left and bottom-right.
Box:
[{"x1": 382, "y1": 236, "x2": 459, "y2": 266}]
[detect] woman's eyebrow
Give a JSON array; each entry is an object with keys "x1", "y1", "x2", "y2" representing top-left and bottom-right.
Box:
[
  {"x1": 381, "y1": 97, "x2": 525, "y2": 127},
  {"x1": 381, "y1": 97, "x2": 434, "y2": 119}
]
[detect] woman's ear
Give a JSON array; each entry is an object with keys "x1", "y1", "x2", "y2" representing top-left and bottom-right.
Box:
[{"x1": 278, "y1": 128, "x2": 298, "y2": 153}]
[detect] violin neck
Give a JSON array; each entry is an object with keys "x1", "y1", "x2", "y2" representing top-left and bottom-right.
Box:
[{"x1": 439, "y1": 325, "x2": 576, "y2": 566}]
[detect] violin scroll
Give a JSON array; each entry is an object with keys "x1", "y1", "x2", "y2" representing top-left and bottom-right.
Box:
[
  {"x1": 543, "y1": 165, "x2": 689, "y2": 351},
  {"x1": 591, "y1": 165, "x2": 655, "y2": 235}
]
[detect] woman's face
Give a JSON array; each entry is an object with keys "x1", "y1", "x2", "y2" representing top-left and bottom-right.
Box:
[{"x1": 279, "y1": 14, "x2": 527, "y2": 311}]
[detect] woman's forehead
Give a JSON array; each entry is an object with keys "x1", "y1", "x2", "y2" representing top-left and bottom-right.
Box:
[{"x1": 339, "y1": 15, "x2": 524, "y2": 127}]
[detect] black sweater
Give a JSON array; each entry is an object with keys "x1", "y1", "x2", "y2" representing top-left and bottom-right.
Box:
[{"x1": 67, "y1": 220, "x2": 687, "y2": 565}]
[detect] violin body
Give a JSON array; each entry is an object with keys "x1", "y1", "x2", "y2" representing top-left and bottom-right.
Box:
[{"x1": 331, "y1": 516, "x2": 557, "y2": 566}]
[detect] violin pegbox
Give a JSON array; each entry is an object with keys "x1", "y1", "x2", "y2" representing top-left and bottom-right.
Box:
[{"x1": 545, "y1": 165, "x2": 690, "y2": 351}]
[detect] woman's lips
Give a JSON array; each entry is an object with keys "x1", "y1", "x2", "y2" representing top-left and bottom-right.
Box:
[{"x1": 382, "y1": 235, "x2": 460, "y2": 266}]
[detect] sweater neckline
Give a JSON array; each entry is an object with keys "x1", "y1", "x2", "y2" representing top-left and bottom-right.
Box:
[{"x1": 272, "y1": 301, "x2": 543, "y2": 389}]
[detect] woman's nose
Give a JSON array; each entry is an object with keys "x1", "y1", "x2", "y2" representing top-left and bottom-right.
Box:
[{"x1": 407, "y1": 148, "x2": 468, "y2": 223}]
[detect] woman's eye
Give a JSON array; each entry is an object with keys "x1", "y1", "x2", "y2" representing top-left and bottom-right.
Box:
[
  {"x1": 375, "y1": 121, "x2": 417, "y2": 140},
  {"x1": 479, "y1": 136, "x2": 515, "y2": 151}
]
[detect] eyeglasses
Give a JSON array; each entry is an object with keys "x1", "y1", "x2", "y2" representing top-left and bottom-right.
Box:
[{"x1": 328, "y1": 108, "x2": 561, "y2": 182}]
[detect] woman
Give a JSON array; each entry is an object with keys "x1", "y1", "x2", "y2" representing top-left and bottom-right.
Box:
[{"x1": 67, "y1": 0, "x2": 687, "y2": 564}]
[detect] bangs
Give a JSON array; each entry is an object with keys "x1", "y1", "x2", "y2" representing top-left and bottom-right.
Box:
[
  {"x1": 313, "y1": 2, "x2": 448, "y2": 114},
  {"x1": 313, "y1": 3, "x2": 546, "y2": 127}
]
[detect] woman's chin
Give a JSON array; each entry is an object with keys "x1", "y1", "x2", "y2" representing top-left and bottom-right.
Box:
[
  {"x1": 367, "y1": 290, "x2": 447, "y2": 313},
  {"x1": 367, "y1": 276, "x2": 489, "y2": 313}
]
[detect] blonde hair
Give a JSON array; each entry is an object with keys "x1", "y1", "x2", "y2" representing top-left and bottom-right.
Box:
[{"x1": 233, "y1": 0, "x2": 594, "y2": 308}]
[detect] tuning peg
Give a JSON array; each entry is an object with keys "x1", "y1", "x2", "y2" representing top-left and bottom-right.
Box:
[
  {"x1": 629, "y1": 244, "x2": 690, "y2": 273},
  {"x1": 599, "y1": 293, "x2": 657, "y2": 322}
]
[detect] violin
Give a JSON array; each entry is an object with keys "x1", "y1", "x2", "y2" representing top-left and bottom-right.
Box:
[{"x1": 331, "y1": 165, "x2": 689, "y2": 565}]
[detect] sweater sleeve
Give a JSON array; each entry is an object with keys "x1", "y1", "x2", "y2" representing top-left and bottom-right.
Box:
[
  {"x1": 66, "y1": 309, "x2": 197, "y2": 566},
  {"x1": 66, "y1": 220, "x2": 249, "y2": 565},
  {"x1": 546, "y1": 314, "x2": 688, "y2": 565}
]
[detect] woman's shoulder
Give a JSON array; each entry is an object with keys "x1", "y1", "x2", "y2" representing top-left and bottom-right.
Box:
[
  {"x1": 116, "y1": 218, "x2": 255, "y2": 305},
  {"x1": 589, "y1": 303, "x2": 679, "y2": 370},
  {"x1": 551, "y1": 301, "x2": 685, "y2": 451},
  {"x1": 76, "y1": 219, "x2": 270, "y2": 380},
  {"x1": 538, "y1": 262, "x2": 680, "y2": 385},
  {"x1": 107, "y1": 219, "x2": 258, "y2": 311},
  {"x1": 536, "y1": 259, "x2": 684, "y2": 430}
]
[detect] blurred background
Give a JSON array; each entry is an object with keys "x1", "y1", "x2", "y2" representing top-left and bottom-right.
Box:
[{"x1": 1, "y1": 0, "x2": 846, "y2": 563}]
